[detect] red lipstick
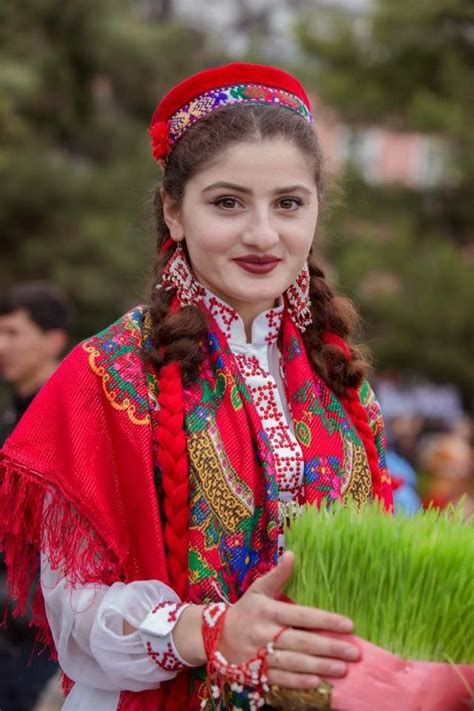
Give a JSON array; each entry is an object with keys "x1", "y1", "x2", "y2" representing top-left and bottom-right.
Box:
[{"x1": 233, "y1": 255, "x2": 281, "y2": 275}]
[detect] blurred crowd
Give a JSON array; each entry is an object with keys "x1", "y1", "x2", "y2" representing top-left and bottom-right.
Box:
[{"x1": 375, "y1": 374, "x2": 473, "y2": 518}]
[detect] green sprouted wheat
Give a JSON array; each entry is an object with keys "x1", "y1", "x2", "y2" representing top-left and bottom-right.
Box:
[{"x1": 284, "y1": 501, "x2": 474, "y2": 664}]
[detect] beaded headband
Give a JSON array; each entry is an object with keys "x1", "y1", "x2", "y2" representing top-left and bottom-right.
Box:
[{"x1": 149, "y1": 63, "x2": 313, "y2": 163}]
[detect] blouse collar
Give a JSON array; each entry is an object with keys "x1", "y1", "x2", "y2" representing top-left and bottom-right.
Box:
[{"x1": 202, "y1": 288, "x2": 283, "y2": 347}]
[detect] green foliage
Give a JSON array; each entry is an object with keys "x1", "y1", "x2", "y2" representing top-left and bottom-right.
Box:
[
  {"x1": 285, "y1": 501, "x2": 474, "y2": 663},
  {"x1": 298, "y1": 1, "x2": 474, "y2": 138},
  {"x1": 0, "y1": 0, "x2": 224, "y2": 338},
  {"x1": 296, "y1": 0, "x2": 474, "y2": 399},
  {"x1": 322, "y1": 174, "x2": 474, "y2": 395}
]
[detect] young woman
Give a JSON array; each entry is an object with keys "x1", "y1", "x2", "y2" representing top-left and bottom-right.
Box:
[{"x1": 0, "y1": 63, "x2": 393, "y2": 710}]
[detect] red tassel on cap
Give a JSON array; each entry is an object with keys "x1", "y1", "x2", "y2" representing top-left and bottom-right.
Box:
[{"x1": 149, "y1": 121, "x2": 170, "y2": 161}]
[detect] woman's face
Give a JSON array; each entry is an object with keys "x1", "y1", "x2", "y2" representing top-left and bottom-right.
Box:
[{"x1": 163, "y1": 138, "x2": 319, "y2": 322}]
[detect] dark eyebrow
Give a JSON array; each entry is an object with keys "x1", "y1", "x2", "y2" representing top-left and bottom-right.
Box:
[
  {"x1": 273, "y1": 184, "x2": 313, "y2": 197},
  {"x1": 202, "y1": 181, "x2": 313, "y2": 196},
  {"x1": 202, "y1": 182, "x2": 252, "y2": 194}
]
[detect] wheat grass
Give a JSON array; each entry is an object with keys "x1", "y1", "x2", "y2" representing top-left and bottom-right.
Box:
[{"x1": 284, "y1": 502, "x2": 474, "y2": 663}]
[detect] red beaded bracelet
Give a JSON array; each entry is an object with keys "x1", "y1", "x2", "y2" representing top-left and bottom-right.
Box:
[{"x1": 201, "y1": 602, "x2": 286, "y2": 710}]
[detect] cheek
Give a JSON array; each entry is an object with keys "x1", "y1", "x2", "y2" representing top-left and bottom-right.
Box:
[
  {"x1": 9, "y1": 336, "x2": 27, "y2": 355},
  {"x1": 18, "y1": 333, "x2": 46, "y2": 360},
  {"x1": 287, "y1": 229, "x2": 314, "y2": 261},
  {"x1": 187, "y1": 240, "x2": 226, "y2": 270},
  {"x1": 186, "y1": 225, "x2": 236, "y2": 263}
]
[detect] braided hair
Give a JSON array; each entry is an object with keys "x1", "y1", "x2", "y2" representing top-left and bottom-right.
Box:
[{"x1": 146, "y1": 103, "x2": 383, "y2": 705}]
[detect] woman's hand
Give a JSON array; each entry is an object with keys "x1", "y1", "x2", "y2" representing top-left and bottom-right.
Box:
[
  {"x1": 218, "y1": 552, "x2": 360, "y2": 690},
  {"x1": 173, "y1": 551, "x2": 360, "y2": 689}
]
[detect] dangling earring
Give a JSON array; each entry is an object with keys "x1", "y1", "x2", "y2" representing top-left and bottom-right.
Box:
[
  {"x1": 286, "y1": 263, "x2": 312, "y2": 332},
  {"x1": 156, "y1": 242, "x2": 205, "y2": 306}
]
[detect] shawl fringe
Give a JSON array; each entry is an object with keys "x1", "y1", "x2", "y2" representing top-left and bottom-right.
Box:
[{"x1": 0, "y1": 451, "x2": 123, "y2": 656}]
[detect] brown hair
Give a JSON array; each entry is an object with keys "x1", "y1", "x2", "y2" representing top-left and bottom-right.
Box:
[
  {"x1": 147, "y1": 103, "x2": 370, "y2": 394},
  {"x1": 0, "y1": 281, "x2": 73, "y2": 333}
]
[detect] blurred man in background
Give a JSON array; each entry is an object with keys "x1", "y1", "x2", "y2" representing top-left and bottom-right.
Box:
[
  {"x1": 0, "y1": 282, "x2": 72, "y2": 445},
  {"x1": 0, "y1": 281, "x2": 73, "y2": 711}
]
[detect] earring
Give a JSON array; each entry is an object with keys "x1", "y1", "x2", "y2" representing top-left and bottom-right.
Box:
[
  {"x1": 286, "y1": 263, "x2": 312, "y2": 332},
  {"x1": 156, "y1": 242, "x2": 205, "y2": 306}
]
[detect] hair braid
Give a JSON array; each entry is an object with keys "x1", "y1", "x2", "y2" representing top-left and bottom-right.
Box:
[
  {"x1": 156, "y1": 359, "x2": 189, "y2": 600},
  {"x1": 148, "y1": 242, "x2": 206, "y2": 707},
  {"x1": 302, "y1": 254, "x2": 370, "y2": 396},
  {"x1": 155, "y1": 363, "x2": 192, "y2": 708},
  {"x1": 301, "y1": 255, "x2": 385, "y2": 500},
  {"x1": 149, "y1": 242, "x2": 191, "y2": 598}
]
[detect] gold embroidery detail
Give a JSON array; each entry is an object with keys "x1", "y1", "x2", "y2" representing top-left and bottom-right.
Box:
[
  {"x1": 83, "y1": 341, "x2": 150, "y2": 426},
  {"x1": 342, "y1": 439, "x2": 373, "y2": 506},
  {"x1": 188, "y1": 424, "x2": 254, "y2": 533}
]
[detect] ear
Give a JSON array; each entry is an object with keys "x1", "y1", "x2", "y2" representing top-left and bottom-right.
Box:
[
  {"x1": 45, "y1": 329, "x2": 68, "y2": 360},
  {"x1": 161, "y1": 189, "x2": 184, "y2": 242}
]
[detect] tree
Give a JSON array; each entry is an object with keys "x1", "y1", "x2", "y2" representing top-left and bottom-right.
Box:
[
  {"x1": 0, "y1": 0, "x2": 224, "y2": 337},
  {"x1": 296, "y1": 0, "x2": 474, "y2": 401}
]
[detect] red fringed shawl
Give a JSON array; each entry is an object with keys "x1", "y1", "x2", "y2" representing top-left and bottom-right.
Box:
[
  {"x1": 0, "y1": 308, "x2": 169, "y2": 708},
  {"x1": 0, "y1": 305, "x2": 392, "y2": 710}
]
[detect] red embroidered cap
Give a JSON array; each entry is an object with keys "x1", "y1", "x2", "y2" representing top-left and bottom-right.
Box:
[{"x1": 149, "y1": 62, "x2": 313, "y2": 163}]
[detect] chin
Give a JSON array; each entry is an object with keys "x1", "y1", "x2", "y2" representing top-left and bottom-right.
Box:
[{"x1": 234, "y1": 289, "x2": 281, "y2": 304}]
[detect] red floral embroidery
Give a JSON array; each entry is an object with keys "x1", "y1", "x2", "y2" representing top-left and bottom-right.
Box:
[
  {"x1": 146, "y1": 640, "x2": 185, "y2": 672},
  {"x1": 243, "y1": 85, "x2": 274, "y2": 101},
  {"x1": 205, "y1": 291, "x2": 304, "y2": 497},
  {"x1": 207, "y1": 296, "x2": 239, "y2": 339},
  {"x1": 264, "y1": 308, "x2": 282, "y2": 345},
  {"x1": 151, "y1": 600, "x2": 182, "y2": 622},
  {"x1": 234, "y1": 353, "x2": 304, "y2": 496}
]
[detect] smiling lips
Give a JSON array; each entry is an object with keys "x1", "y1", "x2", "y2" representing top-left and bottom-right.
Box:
[{"x1": 233, "y1": 255, "x2": 281, "y2": 275}]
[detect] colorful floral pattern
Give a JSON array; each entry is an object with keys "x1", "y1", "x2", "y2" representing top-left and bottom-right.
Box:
[
  {"x1": 84, "y1": 306, "x2": 389, "y2": 709},
  {"x1": 82, "y1": 308, "x2": 153, "y2": 425},
  {"x1": 167, "y1": 83, "x2": 313, "y2": 151}
]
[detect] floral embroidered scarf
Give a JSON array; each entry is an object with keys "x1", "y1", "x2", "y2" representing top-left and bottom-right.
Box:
[{"x1": 0, "y1": 305, "x2": 391, "y2": 710}]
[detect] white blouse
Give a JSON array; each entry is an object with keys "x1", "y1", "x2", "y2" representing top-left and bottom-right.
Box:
[{"x1": 41, "y1": 293, "x2": 304, "y2": 709}]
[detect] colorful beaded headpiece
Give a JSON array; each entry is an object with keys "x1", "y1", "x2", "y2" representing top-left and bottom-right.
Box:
[{"x1": 149, "y1": 62, "x2": 313, "y2": 163}]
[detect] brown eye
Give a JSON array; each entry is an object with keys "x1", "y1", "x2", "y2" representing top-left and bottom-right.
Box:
[
  {"x1": 214, "y1": 197, "x2": 240, "y2": 209},
  {"x1": 278, "y1": 197, "x2": 301, "y2": 210}
]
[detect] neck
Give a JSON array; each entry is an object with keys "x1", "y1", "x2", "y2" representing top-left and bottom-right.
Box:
[{"x1": 15, "y1": 361, "x2": 58, "y2": 398}]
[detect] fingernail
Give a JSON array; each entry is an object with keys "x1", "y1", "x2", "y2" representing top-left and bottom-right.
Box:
[
  {"x1": 337, "y1": 618, "x2": 353, "y2": 632},
  {"x1": 329, "y1": 661, "x2": 346, "y2": 676},
  {"x1": 345, "y1": 646, "x2": 360, "y2": 661},
  {"x1": 306, "y1": 675, "x2": 320, "y2": 688}
]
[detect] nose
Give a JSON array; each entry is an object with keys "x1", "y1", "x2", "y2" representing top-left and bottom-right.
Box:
[{"x1": 241, "y1": 206, "x2": 279, "y2": 250}]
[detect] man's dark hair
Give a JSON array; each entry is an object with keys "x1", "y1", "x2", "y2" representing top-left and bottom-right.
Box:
[{"x1": 0, "y1": 282, "x2": 73, "y2": 333}]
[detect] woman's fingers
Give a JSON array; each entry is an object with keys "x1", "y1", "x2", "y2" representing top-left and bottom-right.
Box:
[
  {"x1": 272, "y1": 598, "x2": 353, "y2": 633},
  {"x1": 249, "y1": 551, "x2": 295, "y2": 598},
  {"x1": 268, "y1": 649, "x2": 348, "y2": 678},
  {"x1": 220, "y1": 556, "x2": 358, "y2": 670},
  {"x1": 267, "y1": 668, "x2": 321, "y2": 690},
  {"x1": 276, "y1": 628, "x2": 360, "y2": 662}
]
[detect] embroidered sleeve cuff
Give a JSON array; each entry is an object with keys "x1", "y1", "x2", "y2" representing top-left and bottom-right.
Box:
[{"x1": 139, "y1": 601, "x2": 194, "y2": 670}]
